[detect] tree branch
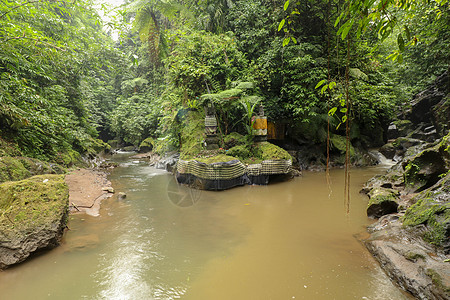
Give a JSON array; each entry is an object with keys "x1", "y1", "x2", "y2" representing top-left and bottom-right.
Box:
[{"x1": 0, "y1": 0, "x2": 41, "y2": 20}]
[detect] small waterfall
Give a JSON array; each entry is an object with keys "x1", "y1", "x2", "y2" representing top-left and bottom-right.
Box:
[{"x1": 368, "y1": 150, "x2": 395, "y2": 166}]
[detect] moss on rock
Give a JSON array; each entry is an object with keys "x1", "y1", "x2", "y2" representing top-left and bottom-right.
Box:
[
  {"x1": 403, "y1": 135, "x2": 450, "y2": 192},
  {"x1": 139, "y1": 137, "x2": 154, "y2": 152},
  {"x1": 330, "y1": 134, "x2": 355, "y2": 156},
  {"x1": 0, "y1": 174, "x2": 69, "y2": 269},
  {"x1": 0, "y1": 156, "x2": 66, "y2": 184},
  {"x1": 367, "y1": 187, "x2": 400, "y2": 218},
  {"x1": 223, "y1": 132, "x2": 247, "y2": 149},
  {"x1": 194, "y1": 154, "x2": 238, "y2": 164},
  {"x1": 0, "y1": 157, "x2": 31, "y2": 183},
  {"x1": 402, "y1": 173, "x2": 450, "y2": 251}
]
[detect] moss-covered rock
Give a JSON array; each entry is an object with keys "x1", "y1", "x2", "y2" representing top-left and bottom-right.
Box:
[
  {"x1": 403, "y1": 135, "x2": 450, "y2": 192},
  {"x1": 0, "y1": 175, "x2": 69, "y2": 269},
  {"x1": 54, "y1": 149, "x2": 84, "y2": 168},
  {"x1": 227, "y1": 145, "x2": 251, "y2": 160},
  {"x1": 0, "y1": 157, "x2": 31, "y2": 183},
  {"x1": 107, "y1": 139, "x2": 120, "y2": 149},
  {"x1": 402, "y1": 173, "x2": 450, "y2": 252},
  {"x1": 0, "y1": 156, "x2": 65, "y2": 184},
  {"x1": 0, "y1": 138, "x2": 22, "y2": 157},
  {"x1": 139, "y1": 137, "x2": 154, "y2": 153},
  {"x1": 379, "y1": 142, "x2": 396, "y2": 159},
  {"x1": 367, "y1": 187, "x2": 400, "y2": 218},
  {"x1": 223, "y1": 132, "x2": 247, "y2": 149},
  {"x1": 330, "y1": 134, "x2": 355, "y2": 156},
  {"x1": 253, "y1": 142, "x2": 292, "y2": 161}
]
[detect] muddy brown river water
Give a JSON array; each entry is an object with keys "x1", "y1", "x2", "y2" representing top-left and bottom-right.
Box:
[{"x1": 0, "y1": 153, "x2": 412, "y2": 299}]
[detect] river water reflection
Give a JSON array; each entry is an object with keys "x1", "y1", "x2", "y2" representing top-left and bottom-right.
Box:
[{"x1": 0, "y1": 153, "x2": 412, "y2": 299}]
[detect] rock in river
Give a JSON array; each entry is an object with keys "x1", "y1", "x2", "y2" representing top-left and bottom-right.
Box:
[{"x1": 0, "y1": 175, "x2": 69, "y2": 269}]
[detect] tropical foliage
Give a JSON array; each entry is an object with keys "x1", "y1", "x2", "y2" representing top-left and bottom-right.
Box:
[{"x1": 1, "y1": 0, "x2": 448, "y2": 161}]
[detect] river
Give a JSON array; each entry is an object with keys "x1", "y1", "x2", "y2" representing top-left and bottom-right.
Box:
[{"x1": 0, "y1": 153, "x2": 412, "y2": 299}]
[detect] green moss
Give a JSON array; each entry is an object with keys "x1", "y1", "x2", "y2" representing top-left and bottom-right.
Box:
[
  {"x1": 402, "y1": 198, "x2": 450, "y2": 247},
  {"x1": 404, "y1": 251, "x2": 426, "y2": 262},
  {"x1": 253, "y1": 142, "x2": 292, "y2": 161},
  {"x1": 193, "y1": 154, "x2": 238, "y2": 164},
  {"x1": 368, "y1": 188, "x2": 399, "y2": 206},
  {"x1": 223, "y1": 132, "x2": 247, "y2": 148},
  {"x1": 55, "y1": 150, "x2": 83, "y2": 167},
  {"x1": 330, "y1": 134, "x2": 355, "y2": 156},
  {"x1": 139, "y1": 137, "x2": 154, "y2": 149},
  {"x1": 0, "y1": 175, "x2": 69, "y2": 236},
  {"x1": 0, "y1": 157, "x2": 31, "y2": 183},
  {"x1": 425, "y1": 268, "x2": 450, "y2": 294},
  {"x1": 227, "y1": 145, "x2": 251, "y2": 160},
  {"x1": 0, "y1": 138, "x2": 22, "y2": 157}
]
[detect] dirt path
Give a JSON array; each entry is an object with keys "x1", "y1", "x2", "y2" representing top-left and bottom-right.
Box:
[{"x1": 65, "y1": 168, "x2": 113, "y2": 216}]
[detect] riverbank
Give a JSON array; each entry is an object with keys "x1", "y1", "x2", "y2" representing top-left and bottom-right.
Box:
[
  {"x1": 66, "y1": 168, "x2": 114, "y2": 217},
  {"x1": 361, "y1": 134, "x2": 450, "y2": 299}
]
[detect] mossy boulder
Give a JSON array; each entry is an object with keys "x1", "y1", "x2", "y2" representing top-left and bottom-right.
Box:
[
  {"x1": 402, "y1": 173, "x2": 450, "y2": 253},
  {"x1": 330, "y1": 134, "x2": 355, "y2": 156},
  {"x1": 223, "y1": 132, "x2": 246, "y2": 149},
  {"x1": 139, "y1": 137, "x2": 154, "y2": 153},
  {"x1": 227, "y1": 145, "x2": 251, "y2": 160},
  {"x1": 107, "y1": 139, "x2": 120, "y2": 149},
  {"x1": 367, "y1": 187, "x2": 400, "y2": 218},
  {"x1": 0, "y1": 138, "x2": 22, "y2": 157},
  {"x1": 0, "y1": 157, "x2": 31, "y2": 183},
  {"x1": 379, "y1": 142, "x2": 396, "y2": 159},
  {"x1": 55, "y1": 149, "x2": 84, "y2": 167},
  {"x1": 0, "y1": 156, "x2": 65, "y2": 184},
  {"x1": 0, "y1": 175, "x2": 69, "y2": 269},
  {"x1": 403, "y1": 135, "x2": 450, "y2": 192},
  {"x1": 253, "y1": 142, "x2": 292, "y2": 161}
]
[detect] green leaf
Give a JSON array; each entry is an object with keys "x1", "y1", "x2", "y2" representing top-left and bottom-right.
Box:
[
  {"x1": 341, "y1": 19, "x2": 354, "y2": 40},
  {"x1": 329, "y1": 81, "x2": 336, "y2": 89},
  {"x1": 397, "y1": 33, "x2": 405, "y2": 52},
  {"x1": 334, "y1": 12, "x2": 344, "y2": 27},
  {"x1": 284, "y1": 0, "x2": 289, "y2": 11},
  {"x1": 342, "y1": 115, "x2": 347, "y2": 123},
  {"x1": 328, "y1": 107, "x2": 337, "y2": 116},
  {"x1": 315, "y1": 79, "x2": 327, "y2": 89},
  {"x1": 404, "y1": 25, "x2": 411, "y2": 41},
  {"x1": 320, "y1": 84, "x2": 328, "y2": 94},
  {"x1": 340, "y1": 108, "x2": 347, "y2": 113},
  {"x1": 291, "y1": 36, "x2": 297, "y2": 44},
  {"x1": 282, "y1": 37, "x2": 290, "y2": 47},
  {"x1": 278, "y1": 19, "x2": 285, "y2": 31}
]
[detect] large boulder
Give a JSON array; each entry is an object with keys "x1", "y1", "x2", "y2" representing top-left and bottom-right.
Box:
[
  {"x1": 407, "y1": 71, "x2": 449, "y2": 128},
  {"x1": 367, "y1": 187, "x2": 400, "y2": 218},
  {"x1": 0, "y1": 175, "x2": 69, "y2": 269},
  {"x1": 155, "y1": 152, "x2": 180, "y2": 173},
  {"x1": 139, "y1": 137, "x2": 154, "y2": 153},
  {"x1": 402, "y1": 136, "x2": 450, "y2": 193},
  {"x1": 365, "y1": 214, "x2": 450, "y2": 300},
  {"x1": 402, "y1": 173, "x2": 450, "y2": 254}
]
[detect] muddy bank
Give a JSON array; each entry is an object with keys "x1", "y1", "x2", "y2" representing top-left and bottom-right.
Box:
[{"x1": 66, "y1": 168, "x2": 114, "y2": 217}]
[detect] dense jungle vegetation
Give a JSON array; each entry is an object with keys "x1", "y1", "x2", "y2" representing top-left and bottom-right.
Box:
[{"x1": 0, "y1": 0, "x2": 448, "y2": 164}]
